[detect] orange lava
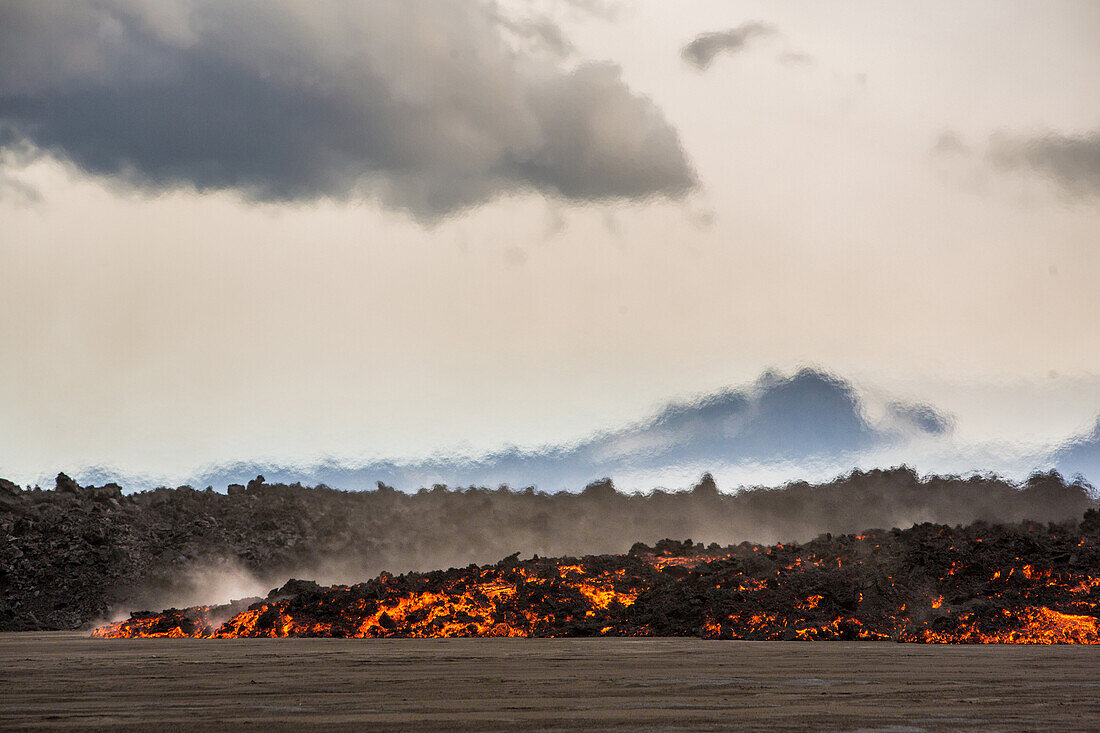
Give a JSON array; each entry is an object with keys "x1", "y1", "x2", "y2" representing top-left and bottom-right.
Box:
[
  {"x1": 913, "y1": 607, "x2": 1100, "y2": 645},
  {"x1": 92, "y1": 527, "x2": 1100, "y2": 643}
]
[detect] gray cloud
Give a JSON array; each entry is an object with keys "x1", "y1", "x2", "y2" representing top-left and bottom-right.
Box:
[
  {"x1": 987, "y1": 131, "x2": 1100, "y2": 197},
  {"x1": 495, "y1": 13, "x2": 574, "y2": 58},
  {"x1": 0, "y1": 1, "x2": 694, "y2": 220},
  {"x1": 682, "y1": 22, "x2": 777, "y2": 70},
  {"x1": 0, "y1": 170, "x2": 39, "y2": 205}
]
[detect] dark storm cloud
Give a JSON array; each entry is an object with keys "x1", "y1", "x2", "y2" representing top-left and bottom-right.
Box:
[
  {"x1": 0, "y1": 1, "x2": 695, "y2": 219},
  {"x1": 987, "y1": 131, "x2": 1100, "y2": 197},
  {"x1": 681, "y1": 22, "x2": 777, "y2": 70}
]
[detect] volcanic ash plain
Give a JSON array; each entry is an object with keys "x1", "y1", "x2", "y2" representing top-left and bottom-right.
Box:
[{"x1": 3, "y1": 633, "x2": 1099, "y2": 731}]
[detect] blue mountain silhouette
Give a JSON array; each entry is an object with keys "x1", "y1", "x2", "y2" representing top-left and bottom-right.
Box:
[{"x1": 190, "y1": 368, "x2": 952, "y2": 491}]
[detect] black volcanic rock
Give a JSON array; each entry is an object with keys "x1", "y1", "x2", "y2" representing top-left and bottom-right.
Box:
[
  {"x1": 94, "y1": 516, "x2": 1100, "y2": 641},
  {"x1": 0, "y1": 469, "x2": 1095, "y2": 631},
  {"x1": 55, "y1": 473, "x2": 83, "y2": 496}
]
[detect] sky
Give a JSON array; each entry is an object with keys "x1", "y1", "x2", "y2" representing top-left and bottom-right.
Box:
[{"x1": 1, "y1": 0, "x2": 1098, "y2": 490}]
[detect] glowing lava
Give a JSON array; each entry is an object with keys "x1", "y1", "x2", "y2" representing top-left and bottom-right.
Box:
[{"x1": 94, "y1": 518, "x2": 1100, "y2": 643}]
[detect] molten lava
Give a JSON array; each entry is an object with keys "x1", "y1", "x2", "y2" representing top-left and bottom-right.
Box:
[{"x1": 93, "y1": 518, "x2": 1100, "y2": 643}]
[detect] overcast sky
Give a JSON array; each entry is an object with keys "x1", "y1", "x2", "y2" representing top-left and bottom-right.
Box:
[{"x1": 1, "y1": 0, "x2": 1098, "y2": 487}]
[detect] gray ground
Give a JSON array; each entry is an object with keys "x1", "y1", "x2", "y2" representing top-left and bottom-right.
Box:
[{"x1": 2, "y1": 633, "x2": 1098, "y2": 731}]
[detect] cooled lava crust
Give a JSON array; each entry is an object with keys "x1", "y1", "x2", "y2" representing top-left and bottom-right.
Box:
[{"x1": 94, "y1": 512, "x2": 1100, "y2": 643}]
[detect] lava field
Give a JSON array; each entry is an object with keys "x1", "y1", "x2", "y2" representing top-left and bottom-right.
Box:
[
  {"x1": 95, "y1": 509, "x2": 1100, "y2": 643},
  {"x1": 5, "y1": 469, "x2": 1096, "y2": 632}
]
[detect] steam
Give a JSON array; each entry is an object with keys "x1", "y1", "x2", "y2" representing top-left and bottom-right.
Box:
[
  {"x1": 138, "y1": 468, "x2": 1097, "y2": 593},
  {"x1": 89, "y1": 559, "x2": 268, "y2": 626},
  {"x1": 152, "y1": 560, "x2": 269, "y2": 610}
]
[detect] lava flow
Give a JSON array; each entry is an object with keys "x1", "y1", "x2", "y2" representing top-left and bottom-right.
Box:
[{"x1": 93, "y1": 511, "x2": 1100, "y2": 643}]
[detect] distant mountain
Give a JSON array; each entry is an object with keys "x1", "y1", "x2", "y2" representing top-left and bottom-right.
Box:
[
  {"x1": 1053, "y1": 419, "x2": 1100, "y2": 485},
  {"x1": 187, "y1": 368, "x2": 954, "y2": 492}
]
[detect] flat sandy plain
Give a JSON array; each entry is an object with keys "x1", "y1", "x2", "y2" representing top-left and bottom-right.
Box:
[{"x1": 2, "y1": 633, "x2": 1098, "y2": 731}]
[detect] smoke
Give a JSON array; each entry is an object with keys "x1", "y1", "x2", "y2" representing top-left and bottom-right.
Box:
[
  {"x1": 88, "y1": 559, "x2": 268, "y2": 626},
  {"x1": 149, "y1": 560, "x2": 270, "y2": 610},
  {"x1": 150, "y1": 468, "x2": 1099, "y2": 583}
]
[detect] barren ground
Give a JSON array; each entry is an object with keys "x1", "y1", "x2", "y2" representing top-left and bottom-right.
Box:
[{"x1": 2, "y1": 633, "x2": 1098, "y2": 731}]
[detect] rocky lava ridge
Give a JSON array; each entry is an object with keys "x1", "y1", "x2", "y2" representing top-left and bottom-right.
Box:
[
  {"x1": 4, "y1": 469, "x2": 1094, "y2": 632},
  {"x1": 95, "y1": 510, "x2": 1100, "y2": 643}
]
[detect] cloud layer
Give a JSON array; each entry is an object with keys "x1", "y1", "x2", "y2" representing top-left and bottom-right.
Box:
[
  {"x1": 0, "y1": 0, "x2": 695, "y2": 219},
  {"x1": 936, "y1": 128, "x2": 1100, "y2": 200}
]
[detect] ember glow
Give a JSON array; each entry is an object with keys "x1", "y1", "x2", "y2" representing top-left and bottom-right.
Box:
[{"x1": 94, "y1": 515, "x2": 1100, "y2": 643}]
